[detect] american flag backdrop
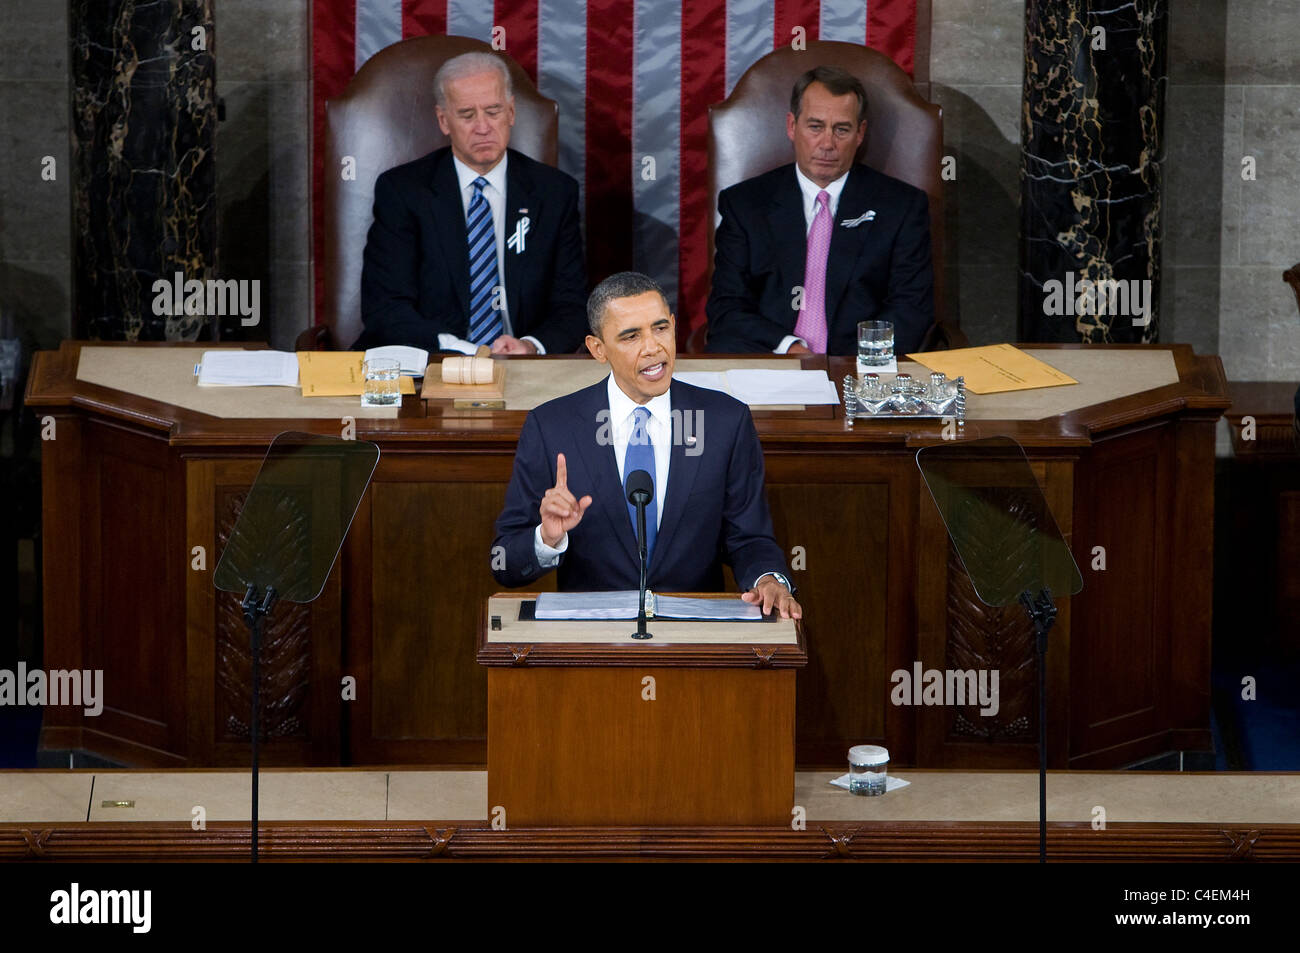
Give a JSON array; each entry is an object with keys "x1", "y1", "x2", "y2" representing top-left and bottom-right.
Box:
[{"x1": 312, "y1": 0, "x2": 920, "y2": 337}]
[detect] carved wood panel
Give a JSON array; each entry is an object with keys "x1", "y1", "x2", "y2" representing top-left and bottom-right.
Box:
[
  {"x1": 214, "y1": 486, "x2": 313, "y2": 742},
  {"x1": 917, "y1": 458, "x2": 1074, "y2": 767},
  {"x1": 945, "y1": 540, "x2": 1035, "y2": 743}
]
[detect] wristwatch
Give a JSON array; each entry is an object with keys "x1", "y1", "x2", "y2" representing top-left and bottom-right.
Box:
[{"x1": 758, "y1": 571, "x2": 795, "y2": 594}]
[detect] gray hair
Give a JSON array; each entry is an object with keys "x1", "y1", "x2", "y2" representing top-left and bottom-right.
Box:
[
  {"x1": 790, "y1": 65, "x2": 868, "y2": 125},
  {"x1": 434, "y1": 52, "x2": 514, "y2": 107},
  {"x1": 587, "y1": 272, "x2": 669, "y2": 337}
]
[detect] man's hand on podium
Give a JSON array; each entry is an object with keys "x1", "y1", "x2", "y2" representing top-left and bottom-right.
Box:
[
  {"x1": 742, "y1": 577, "x2": 802, "y2": 619},
  {"x1": 540, "y1": 452, "x2": 592, "y2": 548}
]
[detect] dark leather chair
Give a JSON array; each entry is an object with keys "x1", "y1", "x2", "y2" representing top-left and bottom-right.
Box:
[
  {"x1": 696, "y1": 40, "x2": 962, "y2": 353},
  {"x1": 301, "y1": 36, "x2": 559, "y2": 351}
]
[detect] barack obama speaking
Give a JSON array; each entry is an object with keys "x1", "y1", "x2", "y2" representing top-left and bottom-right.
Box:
[{"x1": 491, "y1": 271, "x2": 801, "y2": 618}]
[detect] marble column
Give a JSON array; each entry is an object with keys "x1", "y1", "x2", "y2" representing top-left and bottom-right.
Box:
[
  {"x1": 70, "y1": 0, "x2": 216, "y2": 340},
  {"x1": 1019, "y1": 1, "x2": 1168, "y2": 343}
]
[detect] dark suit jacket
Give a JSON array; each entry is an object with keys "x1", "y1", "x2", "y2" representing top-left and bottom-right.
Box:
[
  {"x1": 706, "y1": 162, "x2": 933, "y2": 356},
  {"x1": 491, "y1": 378, "x2": 790, "y2": 592},
  {"x1": 357, "y1": 147, "x2": 587, "y2": 354}
]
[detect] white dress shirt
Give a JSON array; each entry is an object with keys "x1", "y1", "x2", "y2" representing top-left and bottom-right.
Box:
[
  {"x1": 533, "y1": 375, "x2": 672, "y2": 565},
  {"x1": 440, "y1": 153, "x2": 546, "y2": 355},
  {"x1": 775, "y1": 164, "x2": 851, "y2": 355}
]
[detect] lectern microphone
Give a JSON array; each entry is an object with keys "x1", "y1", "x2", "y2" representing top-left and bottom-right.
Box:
[
  {"x1": 625, "y1": 468, "x2": 653, "y2": 506},
  {"x1": 624, "y1": 468, "x2": 654, "y2": 640}
]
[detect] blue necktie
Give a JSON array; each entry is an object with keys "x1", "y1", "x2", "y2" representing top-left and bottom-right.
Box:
[
  {"x1": 466, "y1": 177, "x2": 502, "y2": 345},
  {"x1": 624, "y1": 407, "x2": 657, "y2": 561}
]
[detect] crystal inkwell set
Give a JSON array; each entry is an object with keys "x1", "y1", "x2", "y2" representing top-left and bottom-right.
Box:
[{"x1": 843, "y1": 370, "x2": 967, "y2": 424}]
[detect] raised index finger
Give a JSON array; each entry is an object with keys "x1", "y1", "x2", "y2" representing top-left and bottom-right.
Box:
[{"x1": 555, "y1": 452, "x2": 567, "y2": 490}]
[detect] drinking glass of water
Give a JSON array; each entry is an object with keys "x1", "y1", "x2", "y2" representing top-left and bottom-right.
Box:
[
  {"x1": 361, "y1": 357, "x2": 401, "y2": 407},
  {"x1": 857, "y1": 320, "x2": 894, "y2": 370},
  {"x1": 848, "y1": 744, "x2": 889, "y2": 796}
]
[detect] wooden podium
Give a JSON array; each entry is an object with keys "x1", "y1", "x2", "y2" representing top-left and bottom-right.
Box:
[{"x1": 478, "y1": 594, "x2": 808, "y2": 826}]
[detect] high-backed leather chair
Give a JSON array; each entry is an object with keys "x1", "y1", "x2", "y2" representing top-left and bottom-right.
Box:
[
  {"x1": 302, "y1": 36, "x2": 558, "y2": 350},
  {"x1": 700, "y1": 41, "x2": 961, "y2": 352}
]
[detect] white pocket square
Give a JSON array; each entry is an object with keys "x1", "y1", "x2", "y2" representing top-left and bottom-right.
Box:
[{"x1": 840, "y1": 210, "x2": 876, "y2": 228}]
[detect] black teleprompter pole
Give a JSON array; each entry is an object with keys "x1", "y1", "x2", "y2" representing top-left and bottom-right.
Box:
[
  {"x1": 240, "y1": 583, "x2": 277, "y2": 864},
  {"x1": 1019, "y1": 587, "x2": 1057, "y2": 865}
]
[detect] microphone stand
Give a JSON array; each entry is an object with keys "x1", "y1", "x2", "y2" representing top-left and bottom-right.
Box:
[{"x1": 631, "y1": 496, "x2": 652, "y2": 640}]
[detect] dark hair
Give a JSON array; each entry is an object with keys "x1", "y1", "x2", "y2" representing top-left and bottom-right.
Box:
[
  {"x1": 790, "y1": 66, "x2": 868, "y2": 125},
  {"x1": 586, "y1": 271, "x2": 669, "y2": 337}
]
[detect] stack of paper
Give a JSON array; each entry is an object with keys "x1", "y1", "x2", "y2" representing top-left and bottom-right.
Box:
[
  {"x1": 535, "y1": 591, "x2": 642, "y2": 620},
  {"x1": 363, "y1": 345, "x2": 429, "y2": 376},
  {"x1": 674, "y1": 369, "x2": 839, "y2": 406},
  {"x1": 534, "y1": 591, "x2": 762, "y2": 621},
  {"x1": 655, "y1": 595, "x2": 763, "y2": 621},
  {"x1": 197, "y1": 350, "x2": 299, "y2": 387}
]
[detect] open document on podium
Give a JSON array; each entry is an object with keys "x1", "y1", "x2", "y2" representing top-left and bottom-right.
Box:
[{"x1": 534, "y1": 591, "x2": 763, "y2": 621}]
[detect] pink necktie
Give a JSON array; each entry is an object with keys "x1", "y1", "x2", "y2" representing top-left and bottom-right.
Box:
[{"x1": 794, "y1": 190, "x2": 831, "y2": 353}]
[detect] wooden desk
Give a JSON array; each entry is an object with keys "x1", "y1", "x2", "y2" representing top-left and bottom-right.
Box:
[{"x1": 25, "y1": 342, "x2": 1229, "y2": 770}]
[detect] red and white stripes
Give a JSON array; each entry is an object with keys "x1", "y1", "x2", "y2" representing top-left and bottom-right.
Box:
[{"x1": 311, "y1": 0, "x2": 918, "y2": 337}]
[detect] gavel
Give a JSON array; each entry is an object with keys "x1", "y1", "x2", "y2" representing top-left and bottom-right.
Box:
[{"x1": 441, "y1": 355, "x2": 495, "y2": 385}]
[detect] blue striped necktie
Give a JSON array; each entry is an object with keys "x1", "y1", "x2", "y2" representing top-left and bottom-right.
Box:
[
  {"x1": 466, "y1": 176, "x2": 502, "y2": 345},
  {"x1": 624, "y1": 407, "x2": 657, "y2": 560}
]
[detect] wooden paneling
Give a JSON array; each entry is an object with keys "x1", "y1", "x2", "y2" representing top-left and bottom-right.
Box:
[
  {"x1": 767, "y1": 477, "x2": 892, "y2": 760},
  {"x1": 42, "y1": 418, "x2": 188, "y2": 765},
  {"x1": 488, "y1": 667, "x2": 795, "y2": 826},
  {"x1": 89, "y1": 426, "x2": 173, "y2": 735},
  {"x1": 1167, "y1": 418, "x2": 1217, "y2": 735},
  {"x1": 5, "y1": 818, "x2": 1299, "y2": 862},
  {"x1": 917, "y1": 457, "x2": 1075, "y2": 768},
  {"x1": 1070, "y1": 426, "x2": 1171, "y2": 764},
  {"x1": 187, "y1": 457, "x2": 342, "y2": 767},
  {"x1": 368, "y1": 482, "x2": 502, "y2": 742},
  {"x1": 348, "y1": 477, "x2": 530, "y2": 763},
  {"x1": 38, "y1": 412, "x2": 86, "y2": 750},
  {"x1": 214, "y1": 484, "x2": 314, "y2": 746},
  {"x1": 28, "y1": 342, "x2": 1229, "y2": 771}
]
